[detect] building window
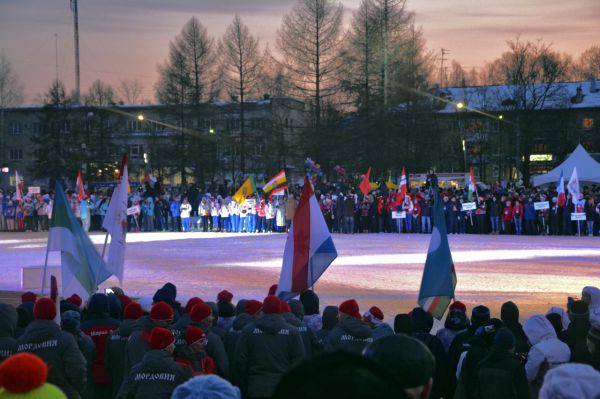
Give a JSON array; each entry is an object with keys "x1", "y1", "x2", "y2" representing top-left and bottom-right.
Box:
[
  {"x1": 10, "y1": 149, "x2": 23, "y2": 160},
  {"x1": 10, "y1": 122, "x2": 22, "y2": 135},
  {"x1": 582, "y1": 118, "x2": 594, "y2": 130},
  {"x1": 129, "y1": 144, "x2": 143, "y2": 159}
]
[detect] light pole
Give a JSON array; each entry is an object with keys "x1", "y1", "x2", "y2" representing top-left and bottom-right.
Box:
[{"x1": 456, "y1": 101, "x2": 467, "y2": 172}]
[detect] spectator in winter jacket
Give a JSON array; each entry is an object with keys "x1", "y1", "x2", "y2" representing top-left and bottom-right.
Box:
[
  {"x1": 79, "y1": 293, "x2": 120, "y2": 399},
  {"x1": 225, "y1": 310, "x2": 256, "y2": 367},
  {"x1": 560, "y1": 300, "x2": 592, "y2": 364},
  {"x1": 16, "y1": 292, "x2": 36, "y2": 337},
  {"x1": 394, "y1": 313, "x2": 412, "y2": 334},
  {"x1": 588, "y1": 312, "x2": 600, "y2": 372},
  {"x1": 476, "y1": 328, "x2": 529, "y2": 399},
  {"x1": 105, "y1": 302, "x2": 144, "y2": 399},
  {"x1": 324, "y1": 299, "x2": 373, "y2": 354},
  {"x1": 0, "y1": 352, "x2": 68, "y2": 399},
  {"x1": 16, "y1": 298, "x2": 87, "y2": 399},
  {"x1": 363, "y1": 306, "x2": 394, "y2": 341},
  {"x1": 217, "y1": 290, "x2": 236, "y2": 332},
  {"x1": 172, "y1": 297, "x2": 204, "y2": 345},
  {"x1": 448, "y1": 305, "x2": 491, "y2": 374},
  {"x1": 500, "y1": 301, "x2": 530, "y2": 356},
  {"x1": 233, "y1": 295, "x2": 305, "y2": 398},
  {"x1": 523, "y1": 314, "x2": 571, "y2": 394},
  {"x1": 582, "y1": 286, "x2": 600, "y2": 313},
  {"x1": 436, "y1": 301, "x2": 469, "y2": 352},
  {"x1": 316, "y1": 305, "x2": 338, "y2": 343},
  {"x1": 299, "y1": 290, "x2": 322, "y2": 332},
  {"x1": 282, "y1": 300, "x2": 320, "y2": 356},
  {"x1": 538, "y1": 363, "x2": 600, "y2": 399},
  {"x1": 175, "y1": 325, "x2": 217, "y2": 376},
  {"x1": 172, "y1": 375, "x2": 241, "y2": 399},
  {"x1": 123, "y1": 301, "x2": 173, "y2": 379},
  {"x1": 117, "y1": 327, "x2": 192, "y2": 399},
  {"x1": 0, "y1": 303, "x2": 17, "y2": 362},
  {"x1": 363, "y1": 334, "x2": 435, "y2": 399},
  {"x1": 188, "y1": 303, "x2": 230, "y2": 380},
  {"x1": 61, "y1": 310, "x2": 95, "y2": 398},
  {"x1": 153, "y1": 282, "x2": 185, "y2": 318}
]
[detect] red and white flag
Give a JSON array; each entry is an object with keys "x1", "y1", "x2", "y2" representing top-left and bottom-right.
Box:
[
  {"x1": 556, "y1": 170, "x2": 566, "y2": 207},
  {"x1": 398, "y1": 166, "x2": 407, "y2": 202},
  {"x1": 76, "y1": 171, "x2": 85, "y2": 201},
  {"x1": 15, "y1": 170, "x2": 23, "y2": 202},
  {"x1": 277, "y1": 176, "x2": 337, "y2": 296},
  {"x1": 359, "y1": 167, "x2": 372, "y2": 196},
  {"x1": 567, "y1": 167, "x2": 580, "y2": 203}
]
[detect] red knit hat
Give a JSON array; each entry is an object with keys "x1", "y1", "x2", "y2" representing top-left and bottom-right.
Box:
[
  {"x1": 245, "y1": 300, "x2": 262, "y2": 316},
  {"x1": 190, "y1": 303, "x2": 212, "y2": 323},
  {"x1": 66, "y1": 294, "x2": 82, "y2": 307},
  {"x1": 364, "y1": 306, "x2": 384, "y2": 325},
  {"x1": 339, "y1": 299, "x2": 361, "y2": 319},
  {"x1": 123, "y1": 302, "x2": 144, "y2": 320},
  {"x1": 21, "y1": 291, "x2": 37, "y2": 303},
  {"x1": 118, "y1": 294, "x2": 133, "y2": 309},
  {"x1": 280, "y1": 301, "x2": 292, "y2": 314},
  {"x1": 262, "y1": 295, "x2": 281, "y2": 314},
  {"x1": 0, "y1": 353, "x2": 47, "y2": 393},
  {"x1": 268, "y1": 284, "x2": 278, "y2": 296},
  {"x1": 185, "y1": 297, "x2": 204, "y2": 314},
  {"x1": 149, "y1": 327, "x2": 175, "y2": 350},
  {"x1": 149, "y1": 301, "x2": 173, "y2": 321},
  {"x1": 449, "y1": 301, "x2": 467, "y2": 313},
  {"x1": 33, "y1": 298, "x2": 56, "y2": 321},
  {"x1": 185, "y1": 325, "x2": 207, "y2": 346},
  {"x1": 217, "y1": 290, "x2": 234, "y2": 302}
]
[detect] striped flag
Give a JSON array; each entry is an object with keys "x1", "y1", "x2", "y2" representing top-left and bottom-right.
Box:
[
  {"x1": 15, "y1": 170, "x2": 23, "y2": 202},
  {"x1": 277, "y1": 176, "x2": 337, "y2": 296},
  {"x1": 359, "y1": 167, "x2": 372, "y2": 195},
  {"x1": 47, "y1": 182, "x2": 111, "y2": 298},
  {"x1": 398, "y1": 166, "x2": 407, "y2": 202},
  {"x1": 556, "y1": 170, "x2": 566, "y2": 207},
  {"x1": 468, "y1": 167, "x2": 478, "y2": 202},
  {"x1": 418, "y1": 187, "x2": 457, "y2": 319},
  {"x1": 102, "y1": 155, "x2": 129, "y2": 282},
  {"x1": 76, "y1": 171, "x2": 85, "y2": 201},
  {"x1": 263, "y1": 170, "x2": 287, "y2": 194}
]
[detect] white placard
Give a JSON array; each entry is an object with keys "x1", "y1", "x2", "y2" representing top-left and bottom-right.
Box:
[
  {"x1": 462, "y1": 202, "x2": 476, "y2": 211},
  {"x1": 28, "y1": 186, "x2": 41, "y2": 194},
  {"x1": 392, "y1": 211, "x2": 406, "y2": 219},
  {"x1": 244, "y1": 198, "x2": 256, "y2": 207},
  {"x1": 534, "y1": 201, "x2": 550, "y2": 211},
  {"x1": 126, "y1": 205, "x2": 140, "y2": 215},
  {"x1": 570, "y1": 212, "x2": 586, "y2": 221}
]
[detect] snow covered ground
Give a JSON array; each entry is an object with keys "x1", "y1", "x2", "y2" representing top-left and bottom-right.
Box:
[{"x1": 1, "y1": 232, "x2": 599, "y2": 320}]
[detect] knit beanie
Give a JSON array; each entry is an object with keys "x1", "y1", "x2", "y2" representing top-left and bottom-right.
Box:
[
  {"x1": 171, "y1": 375, "x2": 241, "y2": 399},
  {"x1": 217, "y1": 290, "x2": 234, "y2": 303},
  {"x1": 33, "y1": 298, "x2": 56, "y2": 321},
  {"x1": 471, "y1": 305, "x2": 491, "y2": 327},
  {"x1": 0, "y1": 353, "x2": 67, "y2": 399},
  {"x1": 21, "y1": 292, "x2": 37, "y2": 304},
  {"x1": 123, "y1": 302, "x2": 144, "y2": 320},
  {"x1": 449, "y1": 301, "x2": 466, "y2": 313},
  {"x1": 493, "y1": 327, "x2": 516, "y2": 351},
  {"x1": 364, "y1": 307, "x2": 384, "y2": 325},
  {"x1": 190, "y1": 303, "x2": 212, "y2": 323},
  {"x1": 569, "y1": 300, "x2": 589, "y2": 320},
  {"x1": 65, "y1": 294, "x2": 82, "y2": 308},
  {"x1": 299, "y1": 290, "x2": 320, "y2": 316},
  {"x1": 149, "y1": 327, "x2": 175, "y2": 350},
  {"x1": 244, "y1": 300, "x2": 262, "y2": 316},
  {"x1": 217, "y1": 301, "x2": 235, "y2": 318},
  {"x1": 149, "y1": 301, "x2": 174, "y2": 322},
  {"x1": 185, "y1": 325, "x2": 207, "y2": 346},
  {"x1": 235, "y1": 299, "x2": 247, "y2": 315},
  {"x1": 262, "y1": 295, "x2": 281, "y2": 314},
  {"x1": 185, "y1": 297, "x2": 204, "y2": 314},
  {"x1": 60, "y1": 310, "x2": 81, "y2": 333},
  {"x1": 339, "y1": 299, "x2": 361, "y2": 320},
  {"x1": 280, "y1": 301, "x2": 292, "y2": 314}
]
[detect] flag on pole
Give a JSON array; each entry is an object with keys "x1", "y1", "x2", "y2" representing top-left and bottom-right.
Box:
[
  {"x1": 418, "y1": 187, "x2": 457, "y2": 319},
  {"x1": 47, "y1": 182, "x2": 111, "y2": 298},
  {"x1": 468, "y1": 167, "x2": 478, "y2": 202},
  {"x1": 76, "y1": 171, "x2": 85, "y2": 201},
  {"x1": 15, "y1": 170, "x2": 23, "y2": 202},
  {"x1": 359, "y1": 167, "x2": 372, "y2": 196},
  {"x1": 386, "y1": 176, "x2": 398, "y2": 191},
  {"x1": 263, "y1": 170, "x2": 287, "y2": 194},
  {"x1": 398, "y1": 166, "x2": 407, "y2": 202},
  {"x1": 233, "y1": 177, "x2": 257, "y2": 204},
  {"x1": 556, "y1": 169, "x2": 566, "y2": 207},
  {"x1": 50, "y1": 275, "x2": 61, "y2": 325},
  {"x1": 567, "y1": 167, "x2": 580, "y2": 203},
  {"x1": 277, "y1": 176, "x2": 337, "y2": 297},
  {"x1": 102, "y1": 155, "x2": 129, "y2": 283}
]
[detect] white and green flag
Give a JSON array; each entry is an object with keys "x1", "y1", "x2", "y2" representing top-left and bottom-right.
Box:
[{"x1": 47, "y1": 182, "x2": 111, "y2": 298}]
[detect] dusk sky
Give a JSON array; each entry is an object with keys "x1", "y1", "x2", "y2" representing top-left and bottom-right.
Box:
[{"x1": 1, "y1": 0, "x2": 598, "y2": 103}]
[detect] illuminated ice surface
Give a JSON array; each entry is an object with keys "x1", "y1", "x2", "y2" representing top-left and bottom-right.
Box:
[{"x1": 1, "y1": 232, "x2": 599, "y2": 320}]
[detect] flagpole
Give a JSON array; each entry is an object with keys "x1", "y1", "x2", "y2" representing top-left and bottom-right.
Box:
[
  {"x1": 41, "y1": 244, "x2": 51, "y2": 295},
  {"x1": 101, "y1": 232, "x2": 109, "y2": 258}
]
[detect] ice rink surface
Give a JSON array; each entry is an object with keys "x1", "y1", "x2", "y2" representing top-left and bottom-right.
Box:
[{"x1": 1, "y1": 231, "x2": 599, "y2": 321}]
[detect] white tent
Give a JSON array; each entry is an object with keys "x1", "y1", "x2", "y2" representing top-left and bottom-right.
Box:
[{"x1": 532, "y1": 144, "x2": 600, "y2": 186}]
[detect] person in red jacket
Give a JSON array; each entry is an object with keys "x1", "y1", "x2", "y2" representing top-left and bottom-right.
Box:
[
  {"x1": 175, "y1": 325, "x2": 217, "y2": 376},
  {"x1": 412, "y1": 198, "x2": 422, "y2": 233},
  {"x1": 502, "y1": 200, "x2": 514, "y2": 234},
  {"x1": 513, "y1": 199, "x2": 524, "y2": 235}
]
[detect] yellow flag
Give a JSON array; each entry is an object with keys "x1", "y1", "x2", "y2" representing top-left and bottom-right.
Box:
[
  {"x1": 386, "y1": 177, "x2": 398, "y2": 191},
  {"x1": 233, "y1": 177, "x2": 257, "y2": 204}
]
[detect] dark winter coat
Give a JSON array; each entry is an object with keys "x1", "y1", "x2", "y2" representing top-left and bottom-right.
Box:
[
  {"x1": 283, "y1": 312, "x2": 321, "y2": 355},
  {"x1": 323, "y1": 316, "x2": 374, "y2": 354},
  {"x1": 233, "y1": 314, "x2": 305, "y2": 398},
  {"x1": 188, "y1": 320, "x2": 230, "y2": 380},
  {"x1": 123, "y1": 316, "x2": 155, "y2": 379},
  {"x1": 16, "y1": 320, "x2": 87, "y2": 399},
  {"x1": 116, "y1": 350, "x2": 192, "y2": 399},
  {"x1": 0, "y1": 303, "x2": 17, "y2": 362},
  {"x1": 559, "y1": 317, "x2": 593, "y2": 365},
  {"x1": 477, "y1": 349, "x2": 530, "y2": 399},
  {"x1": 224, "y1": 313, "x2": 254, "y2": 366},
  {"x1": 105, "y1": 319, "x2": 138, "y2": 398}
]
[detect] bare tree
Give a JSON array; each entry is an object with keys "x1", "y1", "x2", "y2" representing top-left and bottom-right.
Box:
[
  {"x1": 575, "y1": 45, "x2": 600, "y2": 80},
  {"x1": 84, "y1": 80, "x2": 116, "y2": 106},
  {"x1": 448, "y1": 60, "x2": 467, "y2": 87},
  {"x1": 119, "y1": 79, "x2": 144, "y2": 104},
  {"x1": 219, "y1": 15, "x2": 264, "y2": 175}
]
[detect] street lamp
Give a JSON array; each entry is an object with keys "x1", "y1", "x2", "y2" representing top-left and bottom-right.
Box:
[
  {"x1": 137, "y1": 114, "x2": 144, "y2": 121},
  {"x1": 498, "y1": 114, "x2": 503, "y2": 120},
  {"x1": 456, "y1": 101, "x2": 465, "y2": 110}
]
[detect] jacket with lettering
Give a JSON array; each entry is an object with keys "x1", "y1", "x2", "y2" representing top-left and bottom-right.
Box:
[
  {"x1": 80, "y1": 303, "x2": 120, "y2": 385},
  {"x1": 0, "y1": 303, "x2": 17, "y2": 362},
  {"x1": 233, "y1": 314, "x2": 305, "y2": 398},
  {"x1": 188, "y1": 321, "x2": 230, "y2": 380},
  {"x1": 16, "y1": 320, "x2": 87, "y2": 399},
  {"x1": 105, "y1": 319, "x2": 138, "y2": 398},
  {"x1": 123, "y1": 316, "x2": 154, "y2": 379},
  {"x1": 323, "y1": 316, "x2": 374, "y2": 354},
  {"x1": 224, "y1": 313, "x2": 253, "y2": 366},
  {"x1": 282, "y1": 312, "x2": 321, "y2": 355},
  {"x1": 116, "y1": 350, "x2": 192, "y2": 399}
]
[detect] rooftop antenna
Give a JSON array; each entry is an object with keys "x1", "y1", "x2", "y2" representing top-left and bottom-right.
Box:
[
  {"x1": 70, "y1": 0, "x2": 80, "y2": 104},
  {"x1": 439, "y1": 48, "x2": 450, "y2": 88},
  {"x1": 54, "y1": 33, "x2": 59, "y2": 82}
]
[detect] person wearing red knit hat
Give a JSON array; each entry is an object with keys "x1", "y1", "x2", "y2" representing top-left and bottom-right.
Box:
[
  {"x1": 188, "y1": 303, "x2": 230, "y2": 380},
  {"x1": 118, "y1": 327, "x2": 192, "y2": 399},
  {"x1": 363, "y1": 306, "x2": 394, "y2": 341},
  {"x1": 21, "y1": 292, "x2": 37, "y2": 304},
  {"x1": 323, "y1": 299, "x2": 373, "y2": 354},
  {"x1": 0, "y1": 352, "x2": 67, "y2": 398},
  {"x1": 123, "y1": 301, "x2": 174, "y2": 380},
  {"x1": 244, "y1": 300, "x2": 262, "y2": 317},
  {"x1": 449, "y1": 301, "x2": 467, "y2": 313},
  {"x1": 232, "y1": 295, "x2": 305, "y2": 398},
  {"x1": 174, "y1": 325, "x2": 217, "y2": 376},
  {"x1": 15, "y1": 298, "x2": 87, "y2": 399},
  {"x1": 105, "y1": 302, "x2": 144, "y2": 398},
  {"x1": 217, "y1": 290, "x2": 236, "y2": 333},
  {"x1": 217, "y1": 290, "x2": 234, "y2": 303},
  {"x1": 223, "y1": 300, "x2": 263, "y2": 368}
]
